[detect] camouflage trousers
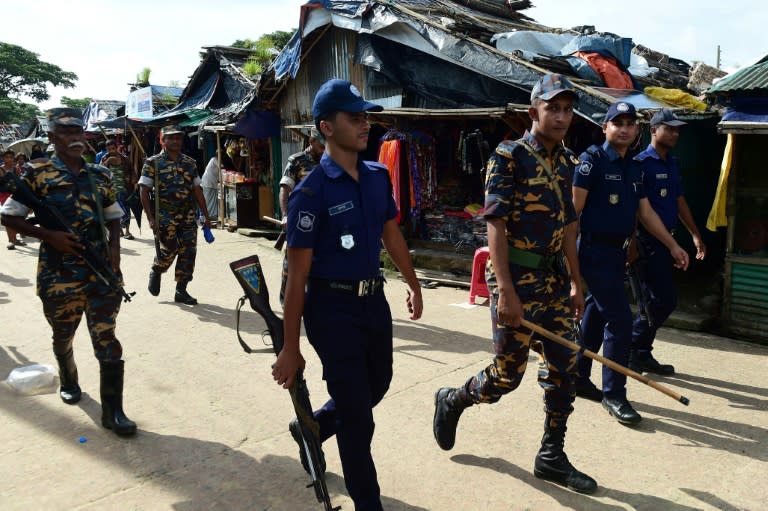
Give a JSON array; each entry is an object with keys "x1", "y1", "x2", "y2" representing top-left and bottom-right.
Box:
[
  {"x1": 41, "y1": 288, "x2": 123, "y2": 361},
  {"x1": 152, "y1": 217, "x2": 198, "y2": 283},
  {"x1": 463, "y1": 265, "x2": 578, "y2": 425}
]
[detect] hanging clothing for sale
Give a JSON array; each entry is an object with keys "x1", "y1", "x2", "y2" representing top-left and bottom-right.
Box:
[{"x1": 378, "y1": 138, "x2": 402, "y2": 224}]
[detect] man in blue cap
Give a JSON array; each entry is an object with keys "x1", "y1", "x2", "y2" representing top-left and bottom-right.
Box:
[
  {"x1": 271, "y1": 79, "x2": 423, "y2": 510},
  {"x1": 629, "y1": 109, "x2": 706, "y2": 375},
  {"x1": 432, "y1": 73, "x2": 598, "y2": 493},
  {"x1": 573, "y1": 102, "x2": 689, "y2": 425},
  {"x1": 1, "y1": 107, "x2": 136, "y2": 436}
]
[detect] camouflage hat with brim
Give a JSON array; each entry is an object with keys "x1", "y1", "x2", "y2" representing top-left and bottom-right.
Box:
[
  {"x1": 46, "y1": 107, "x2": 84, "y2": 128},
  {"x1": 161, "y1": 125, "x2": 184, "y2": 136},
  {"x1": 309, "y1": 126, "x2": 325, "y2": 145}
]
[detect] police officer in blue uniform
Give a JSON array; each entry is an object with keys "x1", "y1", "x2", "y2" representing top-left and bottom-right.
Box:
[
  {"x1": 630, "y1": 109, "x2": 706, "y2": 375},
  {"x1": 572, "y1": 102, "x2": 689, "y2": 426},
  {"x1": 272, "y1": 79, "x2": 423, "y2": 511}
]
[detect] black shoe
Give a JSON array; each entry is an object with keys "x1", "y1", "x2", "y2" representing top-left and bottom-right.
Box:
[
  {"x1": 148, "y1": 271, "x2": 161, "y2": 296},
  {"x1": 433, "y1": 387, "x2": 471, "y2": 451},
  {"x1": 642, "y1": 354, "x2": 675, "y2": 375},
  {"x1": 289, "y1": 418, "x2": 325, "y2": 475},
  {"x1": 174, "y1": 287, "x2": 198, "y2": 305},
  {"x1": 601, "y1": 397, "x2": 642, "y2": 425},
  {"x1": 575, "y1": 379, "x2": 603, "y2": 402},
  {"x1": 534, "y1": 452, "x2": 598, "y2": 494}
]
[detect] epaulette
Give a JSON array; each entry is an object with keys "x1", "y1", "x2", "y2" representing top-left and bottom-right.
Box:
[
  {"x1": 586, "y1": 145, "x2": 602, "y2": 158},
  {"x1": 495, "y1": 140, "x2": 518, "y2": 159},
  {"x1": 364, "y1": 161, "x2": 389, "y2": 172}
]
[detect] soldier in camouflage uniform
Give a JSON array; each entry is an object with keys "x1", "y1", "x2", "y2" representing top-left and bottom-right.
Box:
[
  {"x1": 0, "y1": 107, "x2": 136, "y2": 436},
  {"x1": 278, "y1": 126, "x2": 325, "y2": 305},
  {"x1": 139, "y1": 125, "x2": 212, "y2": 305},
  {"x1": 432, "y1": 75, "x2": 597, "y2": 493}
]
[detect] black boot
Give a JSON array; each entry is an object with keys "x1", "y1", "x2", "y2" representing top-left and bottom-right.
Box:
[
  {"x1": 433, "y1": 386, "x2": 473, "y2": 451},
  {"x1": 148, "y1": 270, "x2": 161, "y2": 296},
  {"x1": 174, "y1": 282, "x2": 197, "y2": 305},
  {"x1": 534, "y1": 416, "x2": 597, "y2": 494},
  {"x1": 99, "y1": 360, "x2": 137, "y2": 437},
  {"x1": 55, "y1": 350, "x2": 81, "y2": 404}
]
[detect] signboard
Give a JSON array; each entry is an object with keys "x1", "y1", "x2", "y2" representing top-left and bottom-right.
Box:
[{"x1": 126, "y1": 87, "x2": 153, "y2": 118}]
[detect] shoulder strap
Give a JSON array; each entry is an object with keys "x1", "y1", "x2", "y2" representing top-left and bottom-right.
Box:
[
  {"x1": 517, "y1": 140, "x2": 565, "y2": 213},
  {"x1": 85, "y1": 166, "x2": 109, "y2": 255}
]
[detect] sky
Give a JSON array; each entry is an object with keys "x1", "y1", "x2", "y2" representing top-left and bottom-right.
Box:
[{"x1": 2, "y1": 0, "x2": 764, "y2": 111}]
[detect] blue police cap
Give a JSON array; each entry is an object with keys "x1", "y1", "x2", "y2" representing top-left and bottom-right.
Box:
[
  {"x1": 650, "y1": 108, "x2": 687, "y2": 127},
  {"x1": 530, "y1": 73, "x2": 578, "y2": 102},
  {"x1": 312, "y1": 79, "x2": 383, "y2": 120},
  {"x1": 604, "y1": 102, "x2": 638, "y2": 123},
  {"x1": 46, "y1": 107, "x2": 84, "y2": 128}
]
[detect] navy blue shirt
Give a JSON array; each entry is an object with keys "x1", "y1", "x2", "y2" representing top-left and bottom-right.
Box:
[
  {"x1": 635, "y1": 144, "x2": 683, "y2": 231},
  {"x1": 573, "y1": 142, "x2": 645, "y2": 237},
  {"x1": 286, "y1": 153, "x2": 398, "y2": 281}
]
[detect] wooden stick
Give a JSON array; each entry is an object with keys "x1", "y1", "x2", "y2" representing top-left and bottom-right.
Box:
[
  {"x1": 262, "y1": 216, "x2": 282, "y2": 226},
  {"x1": 520, "y1": 319, "x2": 690, "y2": 406}
]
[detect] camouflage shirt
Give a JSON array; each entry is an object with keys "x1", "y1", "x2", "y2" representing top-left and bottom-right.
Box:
[
  {"x1": 483, "y1": 131, "x2": 578, "y2": 255},
  {"x1": 139, "y1": 150, "x2": 199, "y2": 221},
  {"x1": 279, "y1": 148, "x2": 318, "y2": 190},
  {"x1": 6, "y1": 156, "x2": 121, "y2": 298}
]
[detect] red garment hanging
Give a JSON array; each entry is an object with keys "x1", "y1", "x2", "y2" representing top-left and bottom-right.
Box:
[{"x1": 378, "y1": 139, "x2": 402, "y2": 224}]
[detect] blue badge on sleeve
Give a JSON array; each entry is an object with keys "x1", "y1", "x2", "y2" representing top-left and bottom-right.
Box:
[{"x1": 297, "y1": 211, "x2": 315, "y2": 232}]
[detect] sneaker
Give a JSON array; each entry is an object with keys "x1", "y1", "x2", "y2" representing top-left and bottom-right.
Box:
[
  {"x1": 7, "y1": 242, "x2": 15, "y2": 250},
  {"x1": 13, "y1": 239, "x2": 26, "y2": 246},
  {"x1": 575, "y1": 379, "x2": 603, "y2": 402}
]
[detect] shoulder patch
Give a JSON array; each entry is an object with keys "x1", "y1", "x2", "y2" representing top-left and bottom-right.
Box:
[
  {"x1": 577, "y1": 161, "x2": 592, "y2": 176},
  {"x1": 297, "y1": 211, "x2": 315, "y2": 232}
]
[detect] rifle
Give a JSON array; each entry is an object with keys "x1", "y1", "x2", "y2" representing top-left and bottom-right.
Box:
[
  {"x1": 0, "y1": 171, "x2": 135, "y2": 303},
  {"x1": 263, "y1": 216, "x2": 286, "y2": 250},
  {"x1": 229, "y1": 254, "x2": 339, "y2": 510},
  {"x1": 626, "y1": 241, "x2": 654, "y2": 329}
]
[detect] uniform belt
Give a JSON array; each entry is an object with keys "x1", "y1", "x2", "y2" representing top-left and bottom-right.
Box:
[
  {"x1": 507, "y1": 245, "x2": 562, "y2": 272},
  {"x1": 308, "y1": 277, "x2": 384, "y2": 297},
  {"x1": 160, "y1": 200, "x2": 193, "y2": 214},
  {"x1": 583, "y1": 232, "x2": 630, "y2": 249}
]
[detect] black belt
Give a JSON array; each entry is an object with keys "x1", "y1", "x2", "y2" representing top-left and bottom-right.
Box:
[
  {"x1": 308, "y1": 277, "x2": 384, "y2": 297},
  {"x1": 582, "y1": 232, "x2": 630, "y2": 249}
]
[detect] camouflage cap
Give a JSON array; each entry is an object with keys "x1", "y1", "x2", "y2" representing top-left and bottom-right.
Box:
[
  {"x1": 530, "y1": 73, "x2": 577, "y2": 103},
  {"x1": 46, "y1": 107, "x2": 84, "y2": 128},
  {"x1": 161, "y1": 125, "x2": 184, "y2": 136},
  {"x1": 309, "y1": 125, "x2": 325, "y2": 145}
]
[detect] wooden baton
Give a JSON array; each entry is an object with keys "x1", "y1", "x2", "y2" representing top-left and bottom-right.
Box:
[{"x1": 520, "y1": 319, "x2": 690, "y2": 406}]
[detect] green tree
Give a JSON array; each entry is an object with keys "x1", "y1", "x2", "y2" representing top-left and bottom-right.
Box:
[
  {"x1": 61, "y1": 96, "x2": 92, "y2": 110},
  {"x1": 0, "y1": 97, "x2": 42, "y2": 124},
  {"x1": 233, "y1": 29, "x2": 297, "y2": 77},
  {"x1": 0, "y1": 42, "x2": 77, "y2": 101}
]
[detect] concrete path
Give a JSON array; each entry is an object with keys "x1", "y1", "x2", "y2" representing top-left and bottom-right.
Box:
[{"x1": 0, "y1": 226, "x2": 765, "y2": 510}]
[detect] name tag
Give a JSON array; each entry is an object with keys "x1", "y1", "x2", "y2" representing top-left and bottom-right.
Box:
[
  {"x1": 527, "y1": 177, "x2": 549, "y2": 186},
  {"x1": 328, "y1": 201, "x2": 354, "y2": 216},
  {"x1": 605, "y1": 174, "x2": 622, "y2": 181},
  {"x1": 656, "y1": 173, "x2": 668, "y2": 179}
]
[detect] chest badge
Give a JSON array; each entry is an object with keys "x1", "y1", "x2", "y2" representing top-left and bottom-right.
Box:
[
  {"x1": 609, "y1": 194, "x2": 619, "y2": 205},
  {"x1": 660, "y1": 188, "x2": 668, "y2": 197},
  {"x1": 340, "y1": 234, "x2": 355, "y2": 250}
]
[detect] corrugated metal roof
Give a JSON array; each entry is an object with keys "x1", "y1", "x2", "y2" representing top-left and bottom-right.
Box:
[{"x1": 707, "y1": 57, "x2": 768, "y2": 95}]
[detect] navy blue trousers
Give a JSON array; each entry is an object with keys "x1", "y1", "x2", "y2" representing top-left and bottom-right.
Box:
[
  {"x1": 304, "y1": 286, "x2": 393, "y2": 511},
  {"x1": 631, "y1": 236, "x2": 677, "y2": 353},
  {"x1": 577, "y1": 240, "x2": 633, "y2": 399}
]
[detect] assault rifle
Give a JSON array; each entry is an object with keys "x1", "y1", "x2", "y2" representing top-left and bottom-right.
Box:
[
  {"x1": 230, "y1": 254, "x2": 338, "y2": 510},
  {"x1": 0, "y1": 171, "x2": 135, "y2": 303},
  {"x1": 626, "y1": 241, "x2": 654, "y2": 329}
]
